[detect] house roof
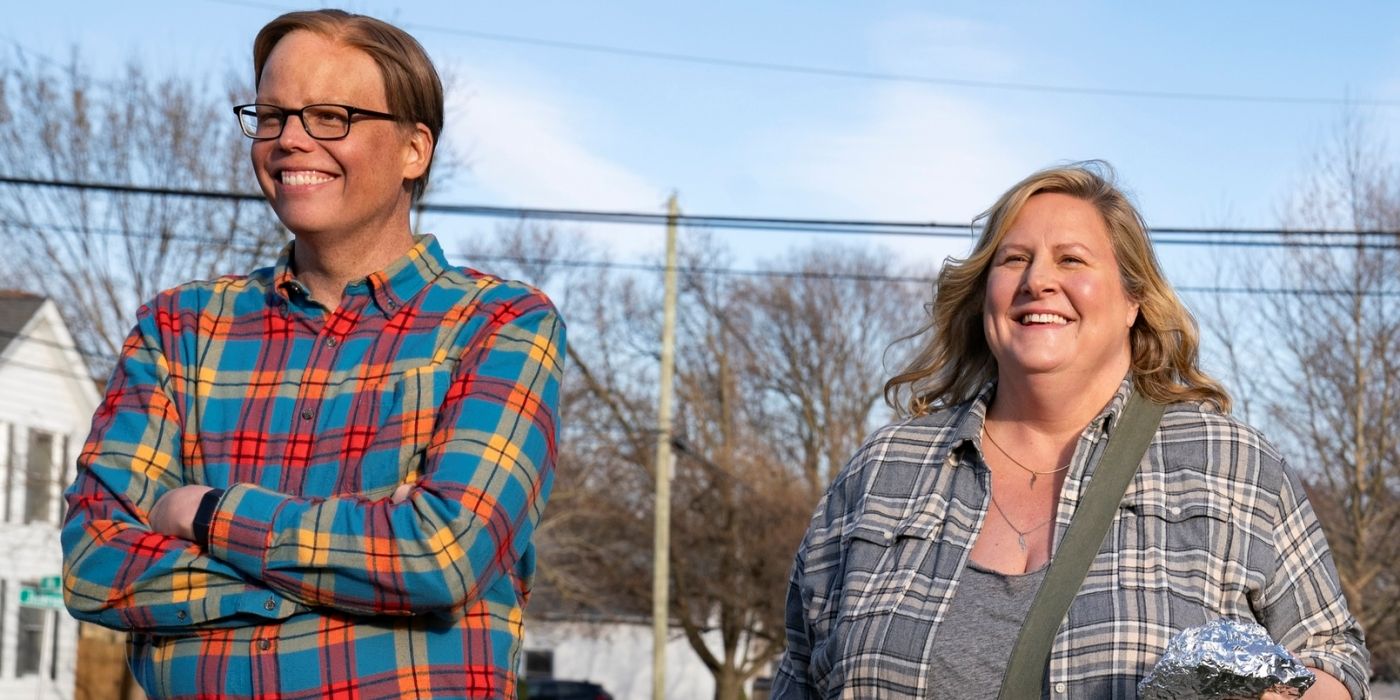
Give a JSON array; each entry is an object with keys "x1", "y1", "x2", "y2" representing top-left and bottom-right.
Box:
[{"x1": 0, "y1": 290, "x2": 47, "y2": 357}]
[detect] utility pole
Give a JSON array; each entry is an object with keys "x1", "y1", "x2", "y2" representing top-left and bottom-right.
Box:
[{"x1": 652, "y1": 193, "x2": 680, "y2": 700}]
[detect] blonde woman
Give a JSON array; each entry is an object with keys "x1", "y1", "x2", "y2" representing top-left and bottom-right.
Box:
[{"x1": 772, "y1": 163, "x2": 1367, "y2": 698}]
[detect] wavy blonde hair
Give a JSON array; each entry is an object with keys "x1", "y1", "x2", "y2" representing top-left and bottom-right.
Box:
[{"x1": 885, "y1": 161, "x2": 1230, "y2": 416}]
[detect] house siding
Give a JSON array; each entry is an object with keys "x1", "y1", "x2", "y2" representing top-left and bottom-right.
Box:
[{"x1": 0, "y1": 299, "x2": 100, "y2": 699}]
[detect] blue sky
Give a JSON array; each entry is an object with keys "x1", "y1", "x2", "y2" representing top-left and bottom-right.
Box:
[{"x1": 6, "y1": 1, "x2": 1400, "y2": 272}]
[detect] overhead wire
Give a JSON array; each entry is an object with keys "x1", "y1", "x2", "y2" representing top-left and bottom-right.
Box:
[
  {"x1": 0, "y1": 354, "x2": 105, "y2": 384},
  {"x1": 0, "y1": 329, "x2": 112, "y2": 360},
  {"x1": 200, "y1": 0, "x2": 1400, "y2": 108},
  {"x1": 5, "y1": 251, "x2": 1397, "y2": 387},
  {"x1": 3, "y1": 176, "x2": 1399, "y2": 250},
  {"x1": 2, "y1": 218, "x2": 1388, "y2": 298},
  {"x1": 459, "y1": 254, "x2": 1400, "y2": 297}
]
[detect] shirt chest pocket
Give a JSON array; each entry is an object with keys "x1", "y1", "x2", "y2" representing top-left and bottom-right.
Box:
[
  {"x1": 1113, "y1": 489, "x2": 1252, "y2": 611},
  {"x1": 390, "y1": 360, "x2": 460, "y2": 471},
  {"x1": 346, "y1": 360, "x2": 458, "y2": 493},
  {"x1": 837, "y1": 500, "x2": 947, "y2": 620},
  {"x1": 820, "y1": 506, "x2": 950, "y2": 693}
]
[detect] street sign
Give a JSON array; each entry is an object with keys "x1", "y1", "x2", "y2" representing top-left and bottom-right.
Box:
[
  {"x1": 19, "y1": 587, "x2": 64, "y2": 610},
  {"x1": 39, "y1": 575, "x2": 60, "y2": 594}
]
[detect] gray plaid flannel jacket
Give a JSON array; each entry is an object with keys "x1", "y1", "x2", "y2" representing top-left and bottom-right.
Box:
[{"x1": 772, "y1": 379, "x2": 1369, "y2": 698}]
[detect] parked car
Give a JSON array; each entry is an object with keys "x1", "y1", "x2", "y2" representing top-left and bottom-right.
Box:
[{"x1": 524, "y1": 679, "x2": 614, "y2": 700}]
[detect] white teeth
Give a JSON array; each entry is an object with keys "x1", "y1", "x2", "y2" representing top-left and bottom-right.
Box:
[
  {"x1": 1021, "y1": 313, "x2": 1069, "y2": 325},
  {"x1": 281, "y1": 171, "x2": 333, "y2": 186}
]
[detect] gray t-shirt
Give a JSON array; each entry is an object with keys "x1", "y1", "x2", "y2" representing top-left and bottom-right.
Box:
[{"x1": 928, "y1": 560, "x2": 1047, "y2": 698}]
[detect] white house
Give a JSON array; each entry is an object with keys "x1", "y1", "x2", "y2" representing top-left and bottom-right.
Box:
[
  {"x1": 524, "y1": 609, "x2": 776, "y2": 700},
  {"x1": 0, "y1": 291, "x2": 101, "y2": 700}
]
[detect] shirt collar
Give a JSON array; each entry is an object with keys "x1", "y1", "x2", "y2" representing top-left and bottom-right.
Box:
[
  {"x1": 948, "y1": 373, "x2": 1137, "y2": 463},
  {"x1": 1095, "y1": 375, "x2": 1136, "y2": 437},
  {"x1": 950, "y1": 381, "x2": 997, "y2": 461},
  {"x1": 270, "y1": 234, "x2": 450, "y2": 318}
]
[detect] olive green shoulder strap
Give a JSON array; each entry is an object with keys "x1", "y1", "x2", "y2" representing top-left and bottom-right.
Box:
[{"x1": 998, "y1": 392, "x2": 1165, "y2": 699}]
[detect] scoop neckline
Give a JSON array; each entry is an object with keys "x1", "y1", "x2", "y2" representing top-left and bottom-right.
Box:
[{"x1": 966, "y1": 558, "x2": 1051, "y2": 579}]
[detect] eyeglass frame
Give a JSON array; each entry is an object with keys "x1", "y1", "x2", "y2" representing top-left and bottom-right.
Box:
[{"x1": 232, "y1": 103, "x2": 402, "y2": 141}]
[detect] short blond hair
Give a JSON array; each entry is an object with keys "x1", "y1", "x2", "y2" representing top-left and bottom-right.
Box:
[
  {"x1": 253, "y1": 9, "x2": 443, "y2": 202},
  {"x1": 885, "y1": 161, "x2": 1230, "y2": 415}
]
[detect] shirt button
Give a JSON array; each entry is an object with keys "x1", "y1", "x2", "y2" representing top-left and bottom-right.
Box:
[
  {"x1": 176, "y1": 610, "x2": 187, "y2": 620},
  {"x1": 258, "y1": 639, "x2": 272, "y2": 651},
  {"x1": 326, "y1": 337, "x2": 339, "y2": 348},
  {"x1": 264, "y1": 598, "x2": 277, "y2": 611},
  {"x1": 301, "y1": 409, "x2": 313, "y2": 420},
  {"x1": 387, "y1": 299, "x2": 398, "y2": 309},
  {"x1": 1054, "y1": 682, "x2": 1067, "y2": 693}
]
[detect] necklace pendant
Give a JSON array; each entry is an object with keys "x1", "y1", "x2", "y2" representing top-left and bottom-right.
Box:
[
  {"x1": 1029, "y1": 472, "x2": 1037, "y2": 487},
  {"x1": 1017, "y1": 534, "x2": 1027, "y2": 551}
]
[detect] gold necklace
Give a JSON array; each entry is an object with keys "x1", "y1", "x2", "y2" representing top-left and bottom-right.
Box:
[
  {"x1": 988, "y1": 494, "x2": 1054, "y2": 552},
  {"x1": 983, "y1": 424, "x2": 1072, "y2": 487}
]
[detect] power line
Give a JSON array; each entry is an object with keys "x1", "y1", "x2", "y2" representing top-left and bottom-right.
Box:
[
  {"x1": 1, "y1": 218, "x2": 283, "y2": 255},
  {"x1": 4, "y1": 254, "x2": 1396, "y2": 385},
  {"x1": 203, "y1": 0, "x2": 1400, "y2": 109},
  {"x1": 4, "y1": 176, "x2": 1399, "y2": 250},
  {"x1": 460, "y1": 254, "x2": 935, "y2": 285},
  {"x1": 0, "y1": 355, "x2": 102, "y2": 384},
  {"x1": 0, "y1": 329, "x2": 111, "y2": 360},
  {"x1": 462, "y1": 253, "x2": 1400, "y2": 298}
]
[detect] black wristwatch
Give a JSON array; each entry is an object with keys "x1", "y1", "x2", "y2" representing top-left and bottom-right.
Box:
[{"x1": 192, "y1": 488, "x2": 225, "y2": 549}]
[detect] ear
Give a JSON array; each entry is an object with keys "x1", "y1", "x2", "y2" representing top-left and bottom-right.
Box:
[
  {"x1": 401, "y1": 123, "x2": 434, "y2": 181},
  {"x1": 1125, "y1": 300, "x2": 1140, "y2": 328}
]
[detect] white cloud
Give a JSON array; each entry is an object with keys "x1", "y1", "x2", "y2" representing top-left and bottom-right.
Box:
[
  {"x1": 440, "y1": 70, "x2": 670, "y2": 258},
  {"x1": 745, "y1": 83, "x2": 1055, "y2": 267},
  {"x1": 758, "y1": 86, "x2": 1045, "y2": 220},
  {"x1": 445, "y1": 75, "x2": 664, "y2": 211}
]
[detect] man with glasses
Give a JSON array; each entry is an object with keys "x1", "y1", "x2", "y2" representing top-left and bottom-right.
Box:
[{"x1": 62, "y1": 10, "x2": 564, "y2": 699}]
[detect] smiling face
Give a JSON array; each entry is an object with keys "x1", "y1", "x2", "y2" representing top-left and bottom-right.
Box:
[
  {"x1": 982, "y1": 192, "x2": 1140, "y2": 384},
  {"x1": 250, "y1": 30, "x2": 430, "y2": 241}
]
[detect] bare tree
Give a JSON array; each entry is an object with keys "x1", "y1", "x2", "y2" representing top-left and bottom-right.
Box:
[
  {"x1": 1207, "y1": 113, "x2": 1400, "y2": 679},
  {"x1": 0, "y1": 51, "x2": 287, "y2": 375},
  {"x1": 469, "y1": 224, "x2": 926, "y2": 699}
]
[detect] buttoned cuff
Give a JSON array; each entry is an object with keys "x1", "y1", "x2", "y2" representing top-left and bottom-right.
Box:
[
  {"x1": 205, "y1": 482, "x2": 290, "y2": 579},
  {"x1": 192, "y1": 488, "x2": 225, "y2": 549},
  {"x1": 1295, "y1": 652, "x2": 1368, "y2": 700}
]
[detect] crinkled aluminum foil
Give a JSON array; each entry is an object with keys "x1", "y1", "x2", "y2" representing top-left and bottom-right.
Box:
[{"x1": 1137, "y1": 618, "x2": 1315, "y2": 699}]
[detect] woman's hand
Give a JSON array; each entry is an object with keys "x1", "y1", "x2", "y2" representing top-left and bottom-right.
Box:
[{"x1": 1258, "y1": 668, "x2": 1352, "y2": 699}]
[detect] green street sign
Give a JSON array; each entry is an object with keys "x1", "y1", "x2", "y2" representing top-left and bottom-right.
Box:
[
  {"x1": 39, "y1": 576, "x2": 60, "y2": 594},
  {"x1": 19, "y1": 587, "x2": 64, "y2": 610}
]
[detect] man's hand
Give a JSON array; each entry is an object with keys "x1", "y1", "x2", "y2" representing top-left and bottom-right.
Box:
[{"x1": 148, "y1": 485, "x2": 214, "y2": 541}]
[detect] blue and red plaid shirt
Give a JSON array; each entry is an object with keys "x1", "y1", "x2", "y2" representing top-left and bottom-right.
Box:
[{"x1": 61, "y1": 235, "x2": 565, "y2": 699}]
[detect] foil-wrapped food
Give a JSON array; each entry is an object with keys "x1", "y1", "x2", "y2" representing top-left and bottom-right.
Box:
[{"x1": 1137, "y1": 618, "x2": 1315, "y2": 699}]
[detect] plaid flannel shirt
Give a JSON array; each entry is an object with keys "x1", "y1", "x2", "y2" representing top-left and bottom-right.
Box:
[
  {"x1": 61, "y1": 235, "x2": 565, "y2": 699},
  {"x1": 773, "y1": 379, "x2": 1369, "y2": 699}
]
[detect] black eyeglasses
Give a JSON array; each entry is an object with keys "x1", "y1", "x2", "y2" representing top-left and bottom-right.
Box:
[{"x1": 233, "y1": 103, "x2": 399, "y2": 140}]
